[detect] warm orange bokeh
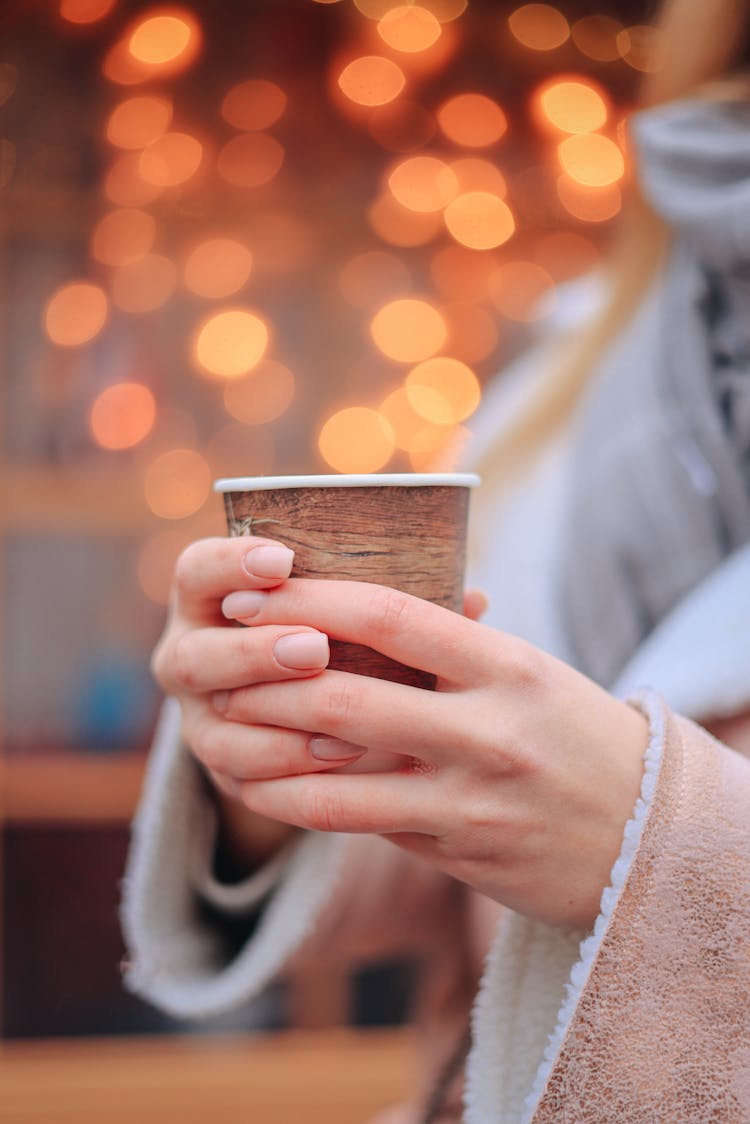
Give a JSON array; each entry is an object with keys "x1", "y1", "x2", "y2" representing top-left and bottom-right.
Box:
[
  {"x1": 379, "y1": 385, "x2": 432, "y2": 451},
  {"x1": 408, "y1": 421, "x2": 468, "y2": 471},
  {"x1": 556, "y1": 174, "x2": 622, "y2": 222},
  {"x1": 112, "y1": 253, "x2": 178, "y2": 313},
  {"x1": 318, "y1": 407, "x2": 395, "y2": 473},
  {"x1": 377, "y1": 6, "x2": 442, "y2": 53},
  {"x1": 437, "y1": 93, "x2": 507, "y2": 148},
  {"x1": 220, "y1": 79, "x2": 287, "y2": 131},
  {"x1": 127, "y1": 8, "x2": 200, "y2": 70},
  {"x1": 557, "y1": 133, "x2": 624, "y2": 187},
  {"x1": 337, "y1": 56, "x2": 406, "y2": 107},
  {"x1": 533, "y1": 77, "x2": 609, "y2": 134},
  {"x1": 450, "y1": 156, "x2": 507, "y2": 197},
  {"x1": 508, "y1": 4, "x2": 570, "y2": 50},
  {"x1": 223, "y1": 359, "x2": 295, "y2": 425},
  {"x1": 339, "y1": 251, "x2": 412, "y2": 309},
  {"x1": 44, "y1": 281, "x2": 108, "y2": 346},
  {"x1": 193, "y1": 309, "x2": 269, "y2": 379},
  {"x1": 430, "y1": 244, "x2": 499, "y2": 300},
  {"x1": 488, "y1": 260, "x2": 555, "y2": 321},
  {"x1": 216, "y1": 133, "x2": 285, "y2": 189},
  {"x1": 534, "y1": 230, "x2": 599, "y2": 280},
  {"x1": 106, "y1": 94, "x2": 173, "y2": 150},
  {"x1": 571, "y1": 14, "x2": 623, "y2": 62},
  {"x1": 370, "y1": 298, "x2": 447, "y2": 362},
  {"x1": 139, "y1": 131, "x2": 203, "y2": 187},
  {"x1": 104, "y1": 152, "x2": 163, "y2": 206},
  {"x1": 89, "y1": 381, "x2": 157, "y2": 449},
  {"x1": 368, "y1": 192, "x2": 443, "y2": 247},
  {"x1": 421, "y1": 0, "x2": 468, "y2": 24},
  {"x1": 144, "y1": 447, "x2": 211, "y2": 519},
  {"x1": 388, "y1": 155, "x2": 458, "y2": 213},
  {"x1": 617, "y1": 24, "x2": 662, "y2": 73},
  {"x1": 443, "y1": 191, "x2": 515, "y2": 250},
  {"x1": 60, "y1": 0, "x2": 116, "y2": 24},
  {"x1": 90, "y1": 208, "x2": 157, "y2": 266},
  {"x1": 183, "y1": 238, "x2": 253, "y2": 299},
  {"x1": 405, "y1": 357, "x2": 480, "y2": 425}
]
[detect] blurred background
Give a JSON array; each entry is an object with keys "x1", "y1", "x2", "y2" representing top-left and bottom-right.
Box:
[{"x1": 1, "y1": 0, "x2": 655, "y2": 1048}]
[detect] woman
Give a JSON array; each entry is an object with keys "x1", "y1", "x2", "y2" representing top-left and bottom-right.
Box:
[{"x1": 122, "y1": 1, "x2": 750, "y2": 1118}]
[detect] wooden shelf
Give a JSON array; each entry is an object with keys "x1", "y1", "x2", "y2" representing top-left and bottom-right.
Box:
[
  {"x1": 1, "y1": 750, "x2": 147, "y2": 825},
  {"x1": 0, "y1": 1027, "x2": 417, "y2": 1123}
]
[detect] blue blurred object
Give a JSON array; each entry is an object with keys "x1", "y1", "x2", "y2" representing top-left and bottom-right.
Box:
[{"x1": 70, "y1": 649, "x2": 158, "y2": 751}]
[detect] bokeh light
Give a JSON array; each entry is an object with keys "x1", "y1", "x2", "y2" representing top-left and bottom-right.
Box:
[
  {"x1": 111, "y1": 253, "x2": 178, "y2": 313},
  {"x1": 534, "y1": 230, "x2": 599, "y2": 280},
  {"x1": 60, "y1": 0, "x2": 116, "y2": 24},
  {"x1": 533, "y1": 77, "x2": 609, "y2": 134},
  {"x1": 44, "y1": 282, "x2": 108, "y2": 347},
  {"x1": 557, "y1": 133, "x2": 624, "y2": 187},
  {"x1": 106, "y1": 95, "x2": 173, "y2": 149},
  {"x1": 127, "y1": 8, "x2": 201, "y2": 74},
  {"x1": 370, "y1": 298, "x2": 447, "y2": 362},
  {"x1": 556, "y1": 174, "x2": 622, "y2": 223},
  {"x1": 369, "y1": 192, "x2": 443, "y2": 246},
  {"x1": 421, "y1": 0, "x2": 467, "y2": 21},
  {"x1": 220, "y1": 79, "x2": 287, "y2": 131},
  {"x1": 104, "y1": 152, "x2": 163, "y2": 206},
  {"x1": 337, "y1": 56, "x2": 406, "y2": 107},
  {"x1": 388, "y1": 155, "x2": 459, "y2": 213},
  {"x1": 450, "y1": 156, "x2": 506, "y2": 196},
  {"x1": 508, "y1": 4, "x2": 570, "y2": 50},
  {"x1": 339, "y1": 251, "x2": 412, "y2": 309},
  {"x1": 379, "y1": 385, "x2": 433, "y2": 450},
  {"x1": 193, "y1": 309, "x2": 269, "y2": 379},
  {"x1": 139, "y1": 131, "x2": 203, "y2": 186},
  {"x1": 144, "y1": 447, "x2": 211, "y2": 519},
  {"x1": 405, "y1": 357, "x2": 480, "y2": 425},
  {"x1": 90, "y1": 208, "x2": 157, "y2": 266},
  {"x1": 408, "y1": 421, "x2": 468, "y2": 471},
  {"x1": 443, "y1": 191, "x2": 515, "y2": 250},
  {"x1": 216, "y1": 133, "x2": 285, "y2": 189},
  {"x1": 223, "y1": 359, "x2": 295, "y2": 424},
  {"x1": 377, "y1": 6, "x2": 442, "y2": 53},
  {"x1": 488, "y1": 260, "x2": 555, "y2": 321},
  {"x1": 89, "y1": 382, "x2": 157, "y2": 450},
  {"x1": 183, "y1": 238, "x2": 253, "y2": 299},
  {"x1": 571, "y1": 15, "x2": 623, "y2": 62},
  {"x1": 617, "y1": 24, "x2": 661, "y2": 73},
  {"x1": 318, "y1": 406, "x2": 395, "y2": 473},
  {"x1": 437, "y1": 93, "x2": 507, "y2": 148}
]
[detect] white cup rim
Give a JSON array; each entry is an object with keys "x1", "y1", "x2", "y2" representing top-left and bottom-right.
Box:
[{"x1": 214, "y1": 473, "x2": 481, "y2": 492}]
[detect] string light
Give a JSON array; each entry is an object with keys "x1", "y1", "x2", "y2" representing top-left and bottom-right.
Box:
[
  {"x1": 443, "y1": 191, "x2": 515, "y2": 250},
  {"x1": 377, "y1": 6, "x2": 442, "y2": 53},
  {"x1": 44, "y1": 282, "x2": 108, "y2": 346},
  {"x1": 89, "y1": 382, "x2": 157, "y2": 449},
  {"x1": 192, "y1": 309, "x2": 270, "y2": 379},
  {"x1": 318, "y1": 407, "x2": 395, "y2": 473},
  {"x1": 508, "y1": 4, "x2": 570, "y2": 50},
  {"x1": 437, "y1": 93, "x2": 507, "y2": 148},
  {"x1": 337, "y1": 56, "x2": 405, "y2": 106},
  {"x1": 370, "y1": 298, "x2": 447, "y2": 363}
]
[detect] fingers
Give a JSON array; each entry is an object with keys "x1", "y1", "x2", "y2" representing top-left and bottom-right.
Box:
[
  {"x1": 222, "y1": 578, "x2": 511, "y2": 686},
  {"x1": 463, "y1": 588, "x2": 489, "y2": 622},
  {"x1": 155, "y1": 624, "x2": 330, "y2": 694},
  {"x1": 171, "y1": 536, "x2": 295, "y2": 624},
  {"x1": 239, "y1": 770, "x2": 438, "y2": 835},
  {"x1": 218, "y1": 669, "x2": 472, "y2": 767},
  {"x1": 182, "y1": 698, "x2": 367, "y2": 780}
]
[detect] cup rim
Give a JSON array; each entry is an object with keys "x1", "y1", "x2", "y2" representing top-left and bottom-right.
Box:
[{"x1": 214, "y1": 473, "x2": 481, "y2": 492}]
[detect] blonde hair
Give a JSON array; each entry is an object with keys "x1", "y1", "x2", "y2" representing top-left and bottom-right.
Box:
[{"x1": 472, "y1": 0, "x2": 750, "y2": 492}]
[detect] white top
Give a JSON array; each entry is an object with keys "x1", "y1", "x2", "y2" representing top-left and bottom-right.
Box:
[{"x1": 214, "y1": 473, "x2": 481, "y2": 492}]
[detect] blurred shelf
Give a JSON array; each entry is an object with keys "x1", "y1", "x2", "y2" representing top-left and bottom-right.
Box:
[
  {"x1": 0, "y1": 1027, "x2": 417, "y2": 1123},
  {"x1": 1, "y1": 750, "x2": 147, "y2": 824},
  {"x1": 0, "y1": 465, "x2": 224, "y2": 537}
]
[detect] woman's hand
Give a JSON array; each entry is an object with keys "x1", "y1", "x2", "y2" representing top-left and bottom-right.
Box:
[
  {"x1": 215, "y1": 577, "x2": 648, "y2": 928},
  {"x1": 150, "y1": 536, "x2": 368, "y2": 870}
]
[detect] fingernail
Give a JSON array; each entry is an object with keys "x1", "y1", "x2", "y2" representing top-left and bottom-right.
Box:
[
  {"x1": 223, "y1": 590, "x2": 268, "y2": 619},
  {"x1": 273, "y1": 631, "x2": 329, "y2": 670},
  {"x1": 243, "y1": 546, "x2": 294, "y2": 580},
  {"x1": 213, "y1": 691, "x2": 230, "y2": 713},
  {"x1": 309, "y1": 736, "x2": 367, "y2": 762}
]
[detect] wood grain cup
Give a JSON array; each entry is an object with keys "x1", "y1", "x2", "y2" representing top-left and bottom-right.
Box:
[{"x1": 215, "y1": 474, "x2": 480, "y2": 691}]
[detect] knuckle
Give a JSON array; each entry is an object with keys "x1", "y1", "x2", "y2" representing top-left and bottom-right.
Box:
[
  {"x1": 507, "y1": 639, "x2": 546, "y2": 693},
  {"x1": 189, "y1": 717, "x2": 228, "y2": 773},
  {"x1": 302, "y1": 788, "x2": 343, "y2": 833},
  {"x1": 365, "y1": 586, "x2": 411, "y2": 641},
  {"x1": 317, "y1": 677, "x2": 360, "y2": 733},
  {"x1": 170, "y1": 632, "x2": 201, "y2": 692}
]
